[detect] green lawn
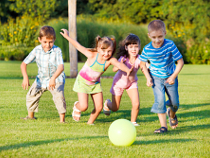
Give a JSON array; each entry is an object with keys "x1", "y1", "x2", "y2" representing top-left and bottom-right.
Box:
[{"x1": 0, "y1": 61, "x2": 210, "y2": 158}]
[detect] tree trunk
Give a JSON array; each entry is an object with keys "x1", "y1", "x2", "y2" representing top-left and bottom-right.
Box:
[{"x1": 68, "y1": 0, "x2": 78, "y2": 78}]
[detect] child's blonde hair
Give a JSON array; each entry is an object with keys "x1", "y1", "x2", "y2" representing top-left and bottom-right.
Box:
[
  {"x1": 89, "y1": 36, "x2": 116, "y2": 58},
  {"x1": 148, "y1": 20, "x2": 166, "y2": 33},
  {"x1": 39, "y1": 26, "x2": 56, "y2": 40}
]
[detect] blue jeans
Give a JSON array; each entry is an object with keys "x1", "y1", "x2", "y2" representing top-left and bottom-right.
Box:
[{"x1": 151, "y1": 75, "x2": 179, "y2": 113}]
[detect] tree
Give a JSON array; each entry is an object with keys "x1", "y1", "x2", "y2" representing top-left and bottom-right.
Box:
[
  {"x1": 9, "y1": 0, "x2": 58, "y2": 22},
  {"x1": 162, "y1": 0, "x2": 210, "y2": 44},
  {"x1": 88, "y1": 0, "x2": 163, "y2": 24},
  {"x1": 0, "y1": 0, "x2": 18, "y2": 23}
]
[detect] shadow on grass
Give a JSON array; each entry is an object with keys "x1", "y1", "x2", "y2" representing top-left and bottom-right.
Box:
[
  {"x1": 133, "y1": 138, "x2": 196, "y2": 145},
  {"x1": 179, "y1": 109, "x2": 210, "y2": 120},
  {"x1": 0, "y1": 77, "x2": 23, "y2": 79},
  {"x1": 181, "y1": 103, "x2": 210, "y2": 109},
  {"x1": 172, "y1": 123, "x2": 210, "y2": 133},
  {"x1": 96, "y1": 108, "x2": 154, "y2": 123},
  {"x1": 141, "y1": 123, "x2": 210, "y2": 136},
  {"x1": 0, "y1": 76, "x2": 36, "y2": 79},
  {"x1": 0, "y1": 136, "x2": 107, "y2": 151},
  {"x1": 180, "y1": 73, "x2": 210, "y2": 76},
  {"x1": 96, "y1": 103, "x2": 210, "y2": 123}
]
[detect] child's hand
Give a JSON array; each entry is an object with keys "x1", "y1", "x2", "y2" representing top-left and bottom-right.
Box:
[
  {"x1": 49, "y1": 78, "x2": 56, "y2": 90},
  {"x1": 60, "y1": 29, "x2": 69, "y2": 39},
  {"x1": 113, "y1": 57, "x2": 127, "y2": 72},
  {"x1": 146, "y1": 78, "x2": 153, "y2": 87},
  {"x1": 126, "y1": 64, "x2": 134, "y2": 77},
  {"x1": 120, "y1": 57, "x2": 126, "y2": 63},
  {"x1": 165, "y1": 76, "x2": 175, "y2": 85},
  {"x1": 22, "y1": 78, "x2": 30, "y2": 90}
]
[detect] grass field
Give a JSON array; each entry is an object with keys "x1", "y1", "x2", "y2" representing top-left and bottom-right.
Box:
[{"x1": 0, "y1": 61, "x2": 210, "y2": 158}]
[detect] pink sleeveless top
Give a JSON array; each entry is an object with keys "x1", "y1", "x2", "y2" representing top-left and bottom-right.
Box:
[{"x1": 79, "y1": 53, "x2": 106, "y2": 85}]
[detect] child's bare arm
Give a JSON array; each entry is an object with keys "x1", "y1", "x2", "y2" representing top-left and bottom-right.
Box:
[
  {"x1": 140, "y1": 61, "x2": 153, "y2": 87},
  {"x1": 110, "y1": 58, "x2": 132, "y2": 77},
  {"x1": 60, "y1": 29, "x2": 93, "y2": 58},
  {"x1": 166, "y1": 58, "x2": 184, "y2": 85},
  {"x1": 49, "y1": 64, "x2": 64, "y2": 90},
  {"x1": 20, "y1": 62, "x2": 30, "y2": 90},
  {"x1": 112, "y1": 57, "x2": 126, "y2": 72},
  {"x1": 112, "y1": 66, "x2": 119, "y2": 72}
]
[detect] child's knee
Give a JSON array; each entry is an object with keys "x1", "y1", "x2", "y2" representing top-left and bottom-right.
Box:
[
  {"x1": 132, "y1": 103, "x2": 140, "y2": 110},
  {"x1": 80, "y1": 105, "x2": 88, "y2": 112},
  {"x1": 112, "y1": 106, "x2": 119, "y2": 112},
  {"x1": 168, "y1": 100, "x2": 179, "y2": 112},
  {"x1": 171, "y1": 103, "x2": 179, "y2": 112},
  {"x1": 98, "y1": 106, "x2": 103, "y2": 112}
]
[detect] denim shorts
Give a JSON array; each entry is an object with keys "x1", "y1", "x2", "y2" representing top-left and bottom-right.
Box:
[{"x1": 151, "y1": 75, "x2": 179, "y2": 113}]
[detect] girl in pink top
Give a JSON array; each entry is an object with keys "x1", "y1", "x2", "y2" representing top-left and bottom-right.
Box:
[
  {"x1": 103, "y1": 34, "x2": 145, "y2": 126},
  {"x1": 60, "y1": 29, "x2": 132, "y2": 125}
]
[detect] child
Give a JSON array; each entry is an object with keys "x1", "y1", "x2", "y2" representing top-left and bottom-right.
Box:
[
  {"x1": 103, "y1": 34, "x2": 144, "y2": 126},
  {"x1": 60, "y1": 29, "x2": 132, "y2": 125},
  {"x1": 139, "y1": 20, "x2": 184, "y2": 133},
  {"x1": 20, "y1": 26, "x2": 66, "y2": 123}
]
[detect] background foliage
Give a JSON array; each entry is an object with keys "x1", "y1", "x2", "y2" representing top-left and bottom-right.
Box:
[{"x1": 1, "y1": 0, "x2": 210, "y2": 64}]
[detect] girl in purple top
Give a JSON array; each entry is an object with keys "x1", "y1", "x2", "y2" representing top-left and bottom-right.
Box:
[{"x1": 103, "y1": 34, "x2": 146, "y2": 126}]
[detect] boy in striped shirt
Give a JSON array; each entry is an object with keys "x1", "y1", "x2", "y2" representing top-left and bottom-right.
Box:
[{"x1": 139, "y1": 20, "x2": 184, "y2": 133}]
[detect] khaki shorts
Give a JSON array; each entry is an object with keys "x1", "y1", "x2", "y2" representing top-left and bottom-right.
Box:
[{"x1": 26, "y1": 81, "x2": 66, "y2": 114}]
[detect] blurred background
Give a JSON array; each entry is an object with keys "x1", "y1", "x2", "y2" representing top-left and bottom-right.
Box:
[{"x1": 0, "y1": 0, "x2": 210, "y2": 64}]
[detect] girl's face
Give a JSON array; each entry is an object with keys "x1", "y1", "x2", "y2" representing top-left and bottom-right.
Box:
[
  {"x1": 125, "y1": 43, "x2": 140, "y2": 57},
  {"x1": 98, "y1": 46, "x2": 113, "y2": 60}
]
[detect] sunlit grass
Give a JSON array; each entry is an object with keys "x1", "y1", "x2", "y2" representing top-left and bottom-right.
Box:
[{"x1": 0, "y1": 61, "x2": 210, "y2": 157}]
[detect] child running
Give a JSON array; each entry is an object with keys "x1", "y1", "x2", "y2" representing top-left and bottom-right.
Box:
[
  {"x1": 103, "y1": 34, "x2": 144, "y2": 126},
  {"x1": 60, "y1": 29, "x2": 132, "y2": 125},
  {"x1": 139, "y1": 20, "x2": 184, "y2": 133}
]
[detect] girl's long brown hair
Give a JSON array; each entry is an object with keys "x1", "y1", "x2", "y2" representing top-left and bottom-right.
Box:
[{"x1": 116, "y1": 34, "x2": 140, "y2": 59}]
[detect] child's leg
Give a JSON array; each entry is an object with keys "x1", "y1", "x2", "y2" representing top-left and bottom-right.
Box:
[
  {"x1": 126, "y1": 88, "x2": 140, "y2": 123},
  {"x1": 158, "y1": 113, "x2": 167, "y2": 128},
  {"x1": 154, "y1": 113, "x2": 168, "y2": 133},
  {"x1": 165, "y1": 78, "x2": 179, "y2": 128},
  {"x1": 151, "y1": 76, "x2": 168, "y2": 132},
  {"x1": 59, "y1": 113, "x2": 65, "y2": 123},
  {"x1": 77, "y1": 92, "x2": 89, "y2": 111},
  {"x1": 107, "y1": 84, "x2": 123, "y2": 112},
  {"x1": 103, "y1": 94, "x2": 121, "y2": 116},
  {"x1": 22, "y1": 111, "x2": 36, "y2": 120},
  {"x1": 73, "y1": 92, "x2": 89, "y2": 121},
  {"x1": 108, "y1": 94, "x2": 122, "y2": 112},
  {"x1": 88, "y1": 92, "x2": 103, "y2": 124},
  {"x1": 28, "y1": 111, "x2": 35, "y2": 118},
  {"x1": 25, "y1": 82, "x2": 44, "y2": 119},
  {"x1": 49, "y1": 83, "x2": 66, "y2": 122}
]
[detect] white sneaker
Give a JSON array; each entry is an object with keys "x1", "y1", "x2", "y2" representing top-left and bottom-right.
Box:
[{"x1": 132, "y1": 122, "x2": 140, "y2": 126}]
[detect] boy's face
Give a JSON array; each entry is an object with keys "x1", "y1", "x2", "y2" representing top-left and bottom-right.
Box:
[
  {"x1": 148, "y1": 29, "x2": 166, "y2": 48},
  {"x1": 38, "y1": 36, "x2": 55, "y2": 52}
]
